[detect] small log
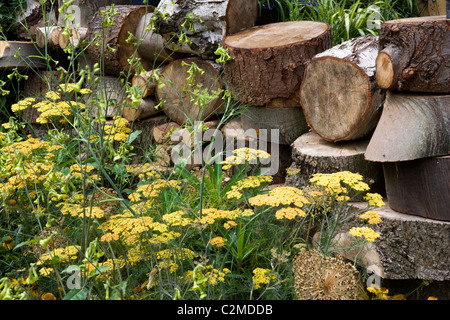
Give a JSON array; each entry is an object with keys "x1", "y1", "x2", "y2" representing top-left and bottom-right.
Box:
[
  {"x1": 155, "y1": 58, "x2": 224, "y2": 125},
  {"x1": 0, "y1": 41, "x2": 46, "y2": 69},
  {"x1": 376, "y1": 16, "x2": 450, "y2": 93},
  {"x1": 15, "y1": 0, "x2": 57, "y2": 40},
  {"x1": 85, "y1": 76, "x2": 126, "y2": 118},
  {"x1": 85, "y1": 5, "x2": 154, "y2": 76},
  {"x1": 240, "y1": 106, "x2": 309, "y2": 145},
  {"x1": 35, "y1": 26, "x2": 62, "y2": 48},
  {"x1": 155, "y1": 0, "x2": 259, "y2": 58},
  {"x1": 365, "y1": 91, "x2": 450, "y2": 162},
  {"x1": 300, "y1": 35, "x2": 385, "y2": 142},
  {"x1": 285, "y1": 131, "x2": 385, "y2": 196},
  {"x1": 223, "y1": 21, "x2": 332, "y2": 107},
  {"x1": 383, "y1": 155, "x2": 450, "y2": 221},
  {"x1": 122, "y1": 97, "x2": 161, "y2": 121},
  {"x1": 59, "y1": 27, "x2": 88, "y2": 49},
  {"x1": 153, "y1": 122, "x2": 181, "y2": 144},
  {"x1": 134, "y1": 12, "x2": 175, "y2": 63},
  {"x1": 131, "y1": 70, "x2": 157, "y2": 98}
]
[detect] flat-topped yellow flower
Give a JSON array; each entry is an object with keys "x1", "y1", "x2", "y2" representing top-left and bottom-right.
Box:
[
  {"x1": 249, "y1": 186, "x2": 310, "y2": 208},
  {"x1": 349, "y1": 226, "x2": 380, "y2": 242}
]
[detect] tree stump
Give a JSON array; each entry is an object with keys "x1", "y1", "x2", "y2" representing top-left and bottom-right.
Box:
[
  {"x1": 376, "y1": 16, "x2": 450, "y2": 93},
  {"x1": 223, "y1": 21, "x2": 332, "y2": 107},
  {"x1": 383, "y1": 156, "x2": 450, "y2": 221},
  {"x1": 240, "y1": 106, "x2": 309, "y2": 145},
  {"x1": 122, "y1": 97, "x2": 161, "y2": 121},
  {"x1": 155, "y1": 0, "x2": 259, "y2": 58},
  {"x1": 300, "y1": 35, "x2": 385, "y2": 142},
  {"x1": 155, "y1": 58, "x2": 224, "y2": 125},
  {"x1": 285, "y1": 131, "x2": 385, "y2": 196},
  {"x1": 365, "y1": 91, "x2": 450, "y2": 162},
  {"x1": 85, "y1": 5, "x2": 154, "y2": 76}
]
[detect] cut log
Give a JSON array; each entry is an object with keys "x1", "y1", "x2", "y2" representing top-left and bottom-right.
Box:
[
  {"x1": 240, "y1": 106, "x2": 309, "y2": 145},
  {"x1": 59, "y1": 27, "x2": 88, "y2": 49},
  {"x1": 0, "y1": 41, "x2": 46, "y2": 69},
  {"x1": 285, "y1": 131, "x2": 385, "y2": 196},
  {"x1": 15, "y1": 0, "x2": 57, "y2": 40},
  {"x1": 85, "y1": 76, "x2": 126, "y2": 118},
  {"x1": 382, "y1": 156, "x2": 450, "y2": 221},
  {"x1": 300, "y1": 35, "x2": 385, "y2": 142},
  {"x1": 122, "y1": 97, "x2": 161, "y2": 121},
  {"x1": 35, "y1": 26, "x2": 62, "y2": 48},
  {"x1": 134, "y1": 12, "x2": 176, "y2": 63},
  {"x1": 155, "y1": 58, "x2": 225, "y2": 125},
  {"x1": 153, "y1": 122, "x2": 181, "y2": 144},
  {"x1": 155, "y1": 0, "x2": 258, "y2": 58},
  {"x1": 223, "y1": 21, "x2": 332, "y2": 107},
  {"x1": 131, "y1": 70, "x2": 157, "y2": 98},
  {"x1": 376, "y1": 16, "x2": 450, "y2": 93},
  {"x1": 427, "y1": 0, "x2": 447, "y2": 16},
  {"x1": 85, "y1": 5, "x2": 154, "y2": 76},
  {"x1": 365, "y1": 91, "x2": 450, "y2": 162}
]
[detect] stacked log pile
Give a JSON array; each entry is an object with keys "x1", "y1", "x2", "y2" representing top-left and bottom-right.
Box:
[{"x1": 365, "y1": 15, "x2": 450, "y2": 221}]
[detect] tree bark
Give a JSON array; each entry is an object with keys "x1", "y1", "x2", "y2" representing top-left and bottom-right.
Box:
[
  {"x1": 223, "y1": 21, "x2": 332, "y2": 107},
  {"x1": 285, "y1": 131, "x2": 385, "y2": 197},
  {"x1": 300, "y1": 35, "x2": 385, "y2": 142},
  {"x1": 365, "y1": 91, "x2": 450, "y2": 162},
  {"x1": 122, "y1": 97, "x2": 161, "y2": 121},
  {"x1": 153, "y1": 121, "x2": 181, "y2": 144},
  {"x1": 154, "y1": 0, "x2": 259, "y2": 59},
  {"x1": 383, "y1": 155, "x2": 450, "y2": 221},
  {"x1": 85, "y1": 75, "x2": 126, "y2": 118},
  {"x1": 376, "y1": 16, "x2": 450, "y2": 93},
  {"x1": 155, "y1": 58, "x2": 225, "y2": 125},
  {"x1": 35, "y1": 26, "x2": 62, "y2": 48},
  {"x1": 85, "y1": 5, "x2": 154, "y2": 76},
  {"x1": 59, "y1": 27, "x2": 88, "y2": 49},
  {"x1": 15, "y1": 0, "x2": 57, "y2": 40},
  {"x1": 0, "y1": 41, "x2": 47, "y2": 70}
]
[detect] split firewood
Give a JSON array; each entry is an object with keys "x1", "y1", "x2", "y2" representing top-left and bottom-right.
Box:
[
  {"x1": 153, "y1": 122, "x2": 181, "y2": 144},
  {"x1": 85, "y1": 5, "x2": 154, "y2": 76},
  {"x1": 223, "y1": 21, "x2": 332, "y2": 107},
  {"x1": 15, "y1": 0, "x2": 57, "y2": 40},
  {"x1": 58, "y1": 27, "x2": 88, "y2": 49},
  {"x1": 154, "y1": 0, "x2": 259, "y2": 58},
  {"x1": 35, "y1": 26, "x2": 62, "y2": 48},
  {"x1": 85, "y1": 76, "x2": 126, "y2": 118},
  {"x1": 0, "y1": 41, "x2": 47, "y2": 69},
  {"x1": 300, "y1": 35, "x2": 385, "y2": 142},
  {"x1": 155, "y1": 58, "x2": 225, "y2": 125},
  {"x1": 365, "y1": 91, "x2": 450, "y2": 162},
  {"x1": 122, "y1": 97, "x2": 161, "y2": 122},
  {"x1": 131, "y1": 70, "x2": 157, "y2": 98},
  {"x1": 376, "y1": 16, "x2": 450, "y2": 93}
]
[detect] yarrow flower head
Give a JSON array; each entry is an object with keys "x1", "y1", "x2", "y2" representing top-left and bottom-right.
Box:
[
  {"x1": 363, "y1": 193, "x2": 385, "y2": 207},
  {"x1": 249, "y1": 186, "x2": 310, "y2": 208},
  {"x1": 349, "y1": 226, "x2": 380, "y2": 242},
  {"x1": 359, "y1": 211, "x2": 382, "y2": 224},
  {"x1": 310, "y1": 171, "x2": 370, "y2": 196},
  {"x1": 252, "y1": 268, "x2": 277, "y2": 290}
]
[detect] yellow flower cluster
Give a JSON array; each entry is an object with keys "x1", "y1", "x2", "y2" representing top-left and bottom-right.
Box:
[
  {"x1": 349, "y1": 226, "x2": 380, "y2": 242},
  {"x1": 101, "y1": 211, "x2": 154, "y2": 245},
  {"x1": 58, "y1": 202, "x2": 105, "y2": 219},
  {"x1": 199, "y1": 208, "x2": 254, "y2": 225},
  {"x1": 69, "y1": 164, "x2": 100, "y2": 183},
  {"x1": 222, "y1": 147, "x2": 270, "y2": 168},
  {"x1": 367, "y1": 286, "x2": 389, "y2": 299},
  {"x1": 275, "y1": 207, "x2": 307, "y2": 220},
  {"x1": 11, "y1": 97, "x2": 35, "y2": 113},
  {"x1": 209, "y1": 236, "x2": 226, "y2": 247},
  {"x1": 185, "y1": 266, "x2": 231, "y2": 286},
  {"x1": 359, "y1": 210, "x2": 382, "y2": 224},
  {"x1": 2, "y1": 136, "x2": 51, "y2": 158},
  {"x1": 126, "y1": 163, "x2": 163, "y2": 180},
  {"x1": 36, "y1": 245, "x2": 80, "y2": 266},
  {"x1": 33, "y1": 100, "x2": 86, "y2": 124},
  {"x1": 225, "y1": 175, "x2": 273, "y2": 200},
  {"x1": 84, "y1": 258, "x2": 126, "y2": 281},
  {"x1": 363, "y1": 193, "x2": 385, "y2": 207},
  {"x1": 103, "y1": 116, "x2": 131, "y2": 142},
  {"x1": 154, "y1": 248, "x2": 195, "y2": 273},
  {"x1": 252, "y1": 268, "x2": 276, "y2": 290},
  {"x1": 128, "y1": 179, "x2": 180, "y2": 203},
  {"x1": 162, "y1": 210, "x2": 193, "y2": 227},
  {"x1": 249, "y1": 186, "x2": 310, "y2": 208},
  {"x1": 310, "y1": 171, "x2": 370, "y2": 195}
]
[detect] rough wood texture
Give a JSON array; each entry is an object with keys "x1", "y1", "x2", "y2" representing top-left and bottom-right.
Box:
[
  {"x1": 153, "y1": 121, "x2": 181, "y2": 144},
  {"x1": 365, "y1": 91, "x2": 449, "y2": 162},
  {"x1": 131, "y1": 70, "x2": 157, "y2": 98},
  {"x1": 85, "y1": 5, "x2": 154, "y2": 76},
  {"x1": 376, "y1": 16, "x2": 450, "y2": 93},
  {"x1": 155, "y1": 58, "x2": 224, "y2": 125},
  {"x1": 155, "y1": 0, "x2": 258, "y2": 58},
  {"x1": 15, "y1": 0, "x2": 57, "y2": 40},
  {"x1": 35, "y1": 26, "x2": 62, "y2": 48},
  {"x1": 300, "y1": 35, "x2": 385, "y2": 142},
  {"x1": 240, "y1": 106, "x2": 309, "y2": 145},
  {"x1": 0, "y1": 41, "x2": 47, "y2": 69},
  {"x1": 223, "y1": 21, "x2": 332, "y2": 107},
  {"x1": 59, "y1": 27, "x2": 88, "y2": 49},
  {"x1": 285, "y1": 131, "x2": 385, "y2": 196},
  {"x1": 122, "y1": 97, "x2": 161, "y2": 121},
  {"x1": 85, "y1": 76, "x2": 126, "y2": 118},
  {"x1": 383, "y1": 156, "x2": 450, "y2": 221}
]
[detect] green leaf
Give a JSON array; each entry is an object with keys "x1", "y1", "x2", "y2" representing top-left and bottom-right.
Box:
[
  {"x1": 62, "y1": 288, "x2": 88, "y2": 300},
  {"x1": 13, "y1": 238, "x2": 41, "y2": 251}
]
